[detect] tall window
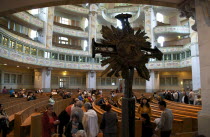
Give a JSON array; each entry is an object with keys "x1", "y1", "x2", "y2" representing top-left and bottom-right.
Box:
[
  {"x1": 156, "y1": 13, "x2": 164, "y2": 22},
  {"x1": 59, "y1": 37, "x2": 68, "y2": 44},
  {"x1": 60, "y1": 17, "x2": 69, "y2": 25},
  {"x1": 44, "y1": 52, "x2": 50, "y2": 58},
  {"x1": 4, "y1": 73, "x2": 10, "y2": 83},
  {"x1": 157, "y1": 36, "x2": 165, "y2": 47}
]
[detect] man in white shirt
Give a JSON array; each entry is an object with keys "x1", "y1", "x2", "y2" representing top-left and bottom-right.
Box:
[
  {"x1": 173, "y1": 91, "x2": 179, "y2": 102},
  {"x1": 156, "y1": 101, "x2": 174, "y2": 137},
  {"x1": 82, "y1": 103, "x2": 99, "y2": 137}
]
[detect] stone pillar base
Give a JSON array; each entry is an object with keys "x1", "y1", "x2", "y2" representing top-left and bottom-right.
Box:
[
  {"x1": 42, "y1": 88, "x2": 51, "y2": 92},
  {"x1": 122, "y1": 97, "x2": 135, "y2": 137},
  {"x1": 198, "y1": 111, "x2": 210, "y2": 137}
]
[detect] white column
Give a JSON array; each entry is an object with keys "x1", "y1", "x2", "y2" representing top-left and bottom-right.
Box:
[
  {"x1": 191, "y1": 43, "x2": 201, "y2": 91},
  {"x1": 86, "y1": 71, "x2": 96, "y2": 90},
  {"x1": 38, "y1": 7, "x2": 54, "y2": 48},
  {"x1": 144, "y1": 6, "x2": 157, "y2": 47},
  {"x1": 88, "y1": 4, "x2": 98, "y2": 53},
  {"x1": 195, "y1": 0, "x2": 210, "y2": 136},
  {"x1": 189, "y1": 18, "x2": 201, "y2": 91},
  {"x1": 34, "y1": 68, "x2": 52, "y2": 92},
  {"x1": 146, "y1": 71, "x2": 159, "y2": 93}
]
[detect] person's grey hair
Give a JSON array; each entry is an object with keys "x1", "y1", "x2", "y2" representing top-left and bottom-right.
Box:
[
  {"x1": 75, "y1": 101, "x2": 83, "y2": 108},
  {"x1": 75, "y1": 130, "x2": 87, "y2": 137},
  {"x1": 84, "y1": 102, "x2": 91, "y2": 110}
]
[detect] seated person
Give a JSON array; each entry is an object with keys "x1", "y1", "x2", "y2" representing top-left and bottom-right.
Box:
[
  {"x1": 2, "y1": 86, "x2": 7, "y2": 94},
  {"x1": 97, "y1": 97, "x2": 106, "y2": 110},
  {"x1": 78, "y1": 94, "x2": 84, "y2": 101},
  {"x1": 49, "y1": 95, "x2": 55, "y2": 105},
  {"x1": 9, "y1": 88, "x2": 15, "y2": 97},
  {"x1": 51, "y1": 90, "x2": 58, "y2": 95}
]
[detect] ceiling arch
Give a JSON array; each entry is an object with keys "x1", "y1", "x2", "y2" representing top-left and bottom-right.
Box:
[{"x1": 0, "y1": 0, "x2": 185, "y2": 16}]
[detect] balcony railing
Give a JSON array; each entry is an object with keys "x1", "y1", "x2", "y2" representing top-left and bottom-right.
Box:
[
  {"x1": 8, "y1": 11, "x2": 44, "y2": 29},
  {"x1": 53, "y1": 25, "x2": 88, "y2": 38},
  {"x1": 0, "y1": 26, "x2": 193, "y2": 70},
  {"x1": 154, "y1": 26, "x2": 190, "y2": 37}
]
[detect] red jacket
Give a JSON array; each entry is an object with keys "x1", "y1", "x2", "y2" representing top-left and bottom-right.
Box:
[{"x1": 42, "y1": 111, "x2": 58, "y2": 137}]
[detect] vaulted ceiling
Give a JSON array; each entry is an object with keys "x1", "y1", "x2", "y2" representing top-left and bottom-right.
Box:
[{"x1": 0, "y1": 0, "x2": 186, "y2": 16}]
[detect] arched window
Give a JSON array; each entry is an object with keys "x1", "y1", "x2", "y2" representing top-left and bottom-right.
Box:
[
  {"x1": 157, "y1": 36, "x2": 165, "y2": 47},
  {"x1": 84, "y1": 18, "x2": 88, "y2": 28},
  {"x1": 156, "y1": 13, "x2": 164, "y2": 22},
  {"x1": 117, "y1": 20, "x2": 122, "y2": 29}
]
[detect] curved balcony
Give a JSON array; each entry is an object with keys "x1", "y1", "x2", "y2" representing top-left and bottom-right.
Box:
[
  {"x1": 0, "y1": 27, "x2": 192, "y2": 70},
  {"x1": 147, "y1": 58, "x2": 191, "y2": 69},
  {"x1": 0, "y1": 46, "x2": 106, "y2": 70},
  {"x1": 106, "y1": 6, "x2": 140, "y2": 14},
  {"x1": 7, "y1": 12, "x2": 44, "y2": 29},
  {"x1": 159, "y1": 43, "x2": 191, "y2": 53},
  {"x1": 53, "y1": 25, "x2": 88, "y2": 39},
  {"x1": 154, "y1": 26, "x2": 190, "y2": 37},
  {"x1": 56, "y1": 5, "x2": 89, "y2": 17},
  {"x1": 0, "y1": 27, "x2": 88, "y2": 55}
]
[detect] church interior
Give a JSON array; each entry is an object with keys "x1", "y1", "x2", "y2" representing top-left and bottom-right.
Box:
[{"x1": 0, "y1": 0, "x2": 209, "y2": 137}]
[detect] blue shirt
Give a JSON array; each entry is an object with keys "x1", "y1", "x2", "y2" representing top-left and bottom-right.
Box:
[
  {"x1": 9, "y1": 89, "x2": 14, "y2": 95},
  {"x1": 78, "y1": 96, "x2": 83, "y2": 101}
]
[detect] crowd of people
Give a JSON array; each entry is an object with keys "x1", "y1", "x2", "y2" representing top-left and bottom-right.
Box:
[
  {"x1": 42, "y1": 99, "x2": 105, "y2": 137},
  {"x1": 0, "y1": 87, "x2": 205, "y2": 137},
  {"x1": 161, "y1": 90, "x2": 202, "y2": 105}
]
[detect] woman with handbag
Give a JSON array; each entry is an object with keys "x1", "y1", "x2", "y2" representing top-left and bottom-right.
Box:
[{"x1": 100, "y1": 104, "x2": 118, "y2": 137}]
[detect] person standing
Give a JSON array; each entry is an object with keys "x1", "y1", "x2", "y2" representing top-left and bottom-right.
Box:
[
  {"x1": 65, "y1": 113, "x2": 84, "y2": 137},
  {"x1": 173, "y1": 91, "x2": 179, "y2": 102},
  {"x1": 182, "y1": 92, "x2": 189, "y2": 104},
  {"x1": 0, "y1": 104, "x2": 9, "y2": 137},
  {"x1": 141, "y1": 113, "x2": 153, "y2": 137},
  {"x1": 156, "y1": 101, "x2": 174, "y2": 137},
  {"x1": 82, "y1": 103, "x2": 99, "y2": 137},
  {"x1": 100, "y1": 104, "x2": 118, "y2": 137},
  {"x1": 42, "y1": 104, "x2": 60, "y2": 137},
  {"x1": 189, "y1": 90, "x2": 195, "y2": 105},
  {"x1": 137, "y1": 98, "x2": 152, "y2": 116}
]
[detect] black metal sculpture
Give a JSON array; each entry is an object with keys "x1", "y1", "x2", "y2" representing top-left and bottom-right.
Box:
[{"x1": 92, "y1": 13, "x2": 163, "y2": 137}]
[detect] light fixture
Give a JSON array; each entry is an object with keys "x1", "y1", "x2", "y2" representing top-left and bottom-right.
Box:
[
  {"x1": 17, "y1": 66, "x2": 19, "y2": 67},
  {"x1": 3, "y1": 64, "x2": 7, "y2": 65},
  {"x1": 27, "y1": 67, "x2": 30, "y2": 69},
  {"x1": 181, "y1": 81, "x2": 183, "y2": 85}
]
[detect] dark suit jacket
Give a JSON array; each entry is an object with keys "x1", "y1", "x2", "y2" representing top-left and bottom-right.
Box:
[{"x1": 100, "y1": 111, "x2": 118, "y2": 134}]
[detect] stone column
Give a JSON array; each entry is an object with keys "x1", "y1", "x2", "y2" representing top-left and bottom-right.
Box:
[
  {"x1": 38, "y1": 7, "x2": 54, "y2": 49},
  {"x1": 189, "y1": 18, "x2": 201, "y2": 91},
  {"x1": 34, "y1": 68, "x2": 52, "y2": 92},
  {"x1": 88, "y1": 4, "x2": 98, "y2": 53},
  {"x1": 86, "y1": 71, "x2": 96, "y2": 90},
  {"x1": 144, "y1": 6, "x2": 157, "y2": 47},
  {"x1": 146, "y1": 71, "x2": 159, "y2": 93},
  {"x1": 195, "y1": 0, "x2": 210, "y2": 136}
]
